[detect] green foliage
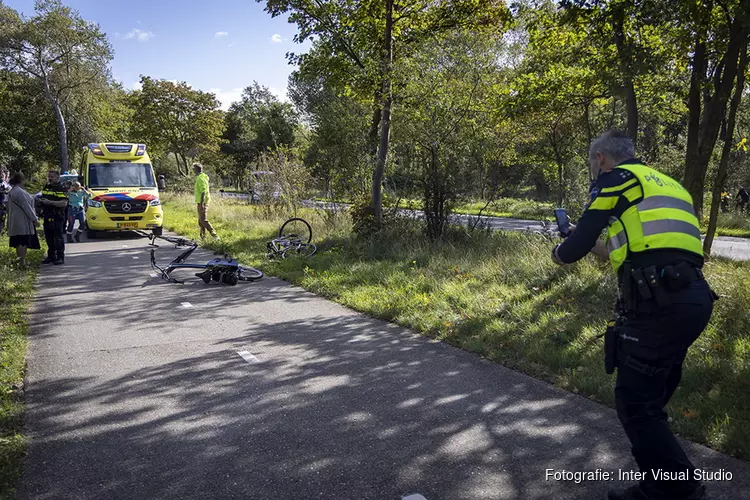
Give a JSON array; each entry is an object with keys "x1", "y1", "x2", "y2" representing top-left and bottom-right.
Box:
[
  {"x1": 222, "y1": 82, "x2": 298, "y2": 187},
  {"x1": 0, "y1": 70, "x2": 57, "y2": 179},
  {"x1": 254, "y1": 146, "x2": 311, "y2": 214},
  {"x1": 0, "y1": 0, "x2": 113, "y2": 171},
  {"x1": 350, "y1": 194, "x2": 380, "y2": 237},
  {"x1": 289, "y1": 56, "x2": 373, "y2": 198},
  {"x1": 0, "y1": 237, "x2": 42, "y2": 498},
  {"x1": 129, "y1": 76, "x2": 225, "y2": 177}
]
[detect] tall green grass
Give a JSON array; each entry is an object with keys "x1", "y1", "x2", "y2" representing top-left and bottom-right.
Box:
[
  {"x1": 713, "y1": 212, "x2": 750, "y2": 238},
  {"x1": 163, "y1": 194, "x2": 750, "y2": 460},
  {"x1": 0, "y1": 237, "x2": 42, "y2": 499}
]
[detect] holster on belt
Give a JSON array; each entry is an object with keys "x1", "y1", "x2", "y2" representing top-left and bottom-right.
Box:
[
  {"x1": 620, "y1": 261, "x2": 636, "y2": 313},
  {"x1": 604, "y1": 317, "x2": 618, "y2": 375},
  {"x1": 643, "y1": 265, "x2": 671, "y2": 308}
]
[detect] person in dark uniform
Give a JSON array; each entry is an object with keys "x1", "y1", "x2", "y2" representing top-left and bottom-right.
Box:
[
  {"x1": 735, "y1": 186, "x2": 749, "y2": 213},
  {"x1": 39, "y1": 170, "x2": 69, "y2": 265},
  {"x1": 551, "y1": 131, "x2": 715, "y2": 500},
  {"x1": 158, "y1": 174, "x2": 166, "y2": 191}
]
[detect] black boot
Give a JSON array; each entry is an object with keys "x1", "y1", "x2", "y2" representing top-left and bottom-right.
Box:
[
  {"x1": 74, "y1": 230, "x2": 82, "y2": 243},
  {"x1": 608, "y1": 485, "x2": 709, "y2": 500},
  {"x1": 67, "y1": 232, "x2": 73, "y2": 243},
  {"x1": 608, "y1": 485, "x2": 651, "y2": 500}
]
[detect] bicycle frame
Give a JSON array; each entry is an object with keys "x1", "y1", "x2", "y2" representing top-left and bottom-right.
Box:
[
  {"x1": 267, "y1": 235, "x2": 304, "y2": 256},
  {"x1": 150, "y1": 240, "x2": 202, "y2": 283},
  {"x1": 149, "y1": 235, "x2": 262, "y2": 285}
]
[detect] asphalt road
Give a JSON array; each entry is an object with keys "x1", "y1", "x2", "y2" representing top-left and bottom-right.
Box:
[{"x1": 20, "y1": 234, "x2": 750, "y2": 500}]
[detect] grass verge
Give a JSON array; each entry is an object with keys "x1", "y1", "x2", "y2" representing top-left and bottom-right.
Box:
[
  {"x1": 163, "y1": 194, "x2": 750, "y2": 461},
  {"x1": 712, "y1": 213, "x2": 750, "y2": 238},
  {"x1": 0, "y1": 237, "x2": 42, "y2": 499}
]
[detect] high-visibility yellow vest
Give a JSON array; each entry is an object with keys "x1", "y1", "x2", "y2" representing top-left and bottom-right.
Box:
[{"x1": 605, "y1": 164, "x2": 703, "y2": 271}]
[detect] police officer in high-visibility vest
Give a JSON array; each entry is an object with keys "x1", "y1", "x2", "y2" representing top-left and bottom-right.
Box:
[
  {"x1": 39, "y1": 170, "x2": 69, "y2": 265},
  {"x1": 552, "y1": 131, "x2": 716, "y2": 500}
]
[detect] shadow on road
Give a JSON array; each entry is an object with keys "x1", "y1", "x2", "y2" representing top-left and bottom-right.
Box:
[{"x1": 20, "y1": 237, "x2": 750, "y2": 500}]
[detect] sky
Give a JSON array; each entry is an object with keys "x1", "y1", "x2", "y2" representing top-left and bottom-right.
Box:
[{"x1": 4, "y1": 0, "x2": 309, "y2": 109}]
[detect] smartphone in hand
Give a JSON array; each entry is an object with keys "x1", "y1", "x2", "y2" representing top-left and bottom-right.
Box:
[{"x1": 553, "y1": 208, "x2": 571, "y2": 238}]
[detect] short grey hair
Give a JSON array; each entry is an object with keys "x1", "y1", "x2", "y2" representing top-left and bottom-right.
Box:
[
  {"x1": 589, "y1": 130, "x2": 634, "y2": 162},
  {"x1": 192, "y1": 162, "x2": 203, "y2": 172}
]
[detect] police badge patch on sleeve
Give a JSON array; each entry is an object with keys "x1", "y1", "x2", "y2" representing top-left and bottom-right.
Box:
[{"x1": 588, "y1": 187, "x2": 600, "y2": 205}]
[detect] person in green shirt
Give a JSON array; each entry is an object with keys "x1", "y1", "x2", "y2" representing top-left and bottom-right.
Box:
[{"x1": 193, "y1": 163, "x2": 219, "y2": 240}]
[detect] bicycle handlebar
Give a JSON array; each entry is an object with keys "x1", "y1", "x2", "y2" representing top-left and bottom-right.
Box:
[{"x1": 153, "y1": 234, "x2": 196, "y2": 247}]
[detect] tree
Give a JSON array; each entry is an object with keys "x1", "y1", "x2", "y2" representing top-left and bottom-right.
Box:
[
  {"x1": 681, "y1": 0, "x2": 750, "y2": 216},
  {"x1": 704, "y1": 41, "x2": 749, "y2": 255},
  {"x1": 259, "y1": 0, "x2": 509, "y2": 223},
  {"x1": 396, "y1": 31, "x2": 502, "y2": 238},
  {"x1": 0, "y1": 0, "x2": 112, "y2": 172},
  {"x1": 223, "y1": 82, "x2": 298, "y2": 185},
  {"x1": 129, "y1": 76, "x2": 225, "y2": 177},
  {"x1": 0, "y1": 69, "x2": 59, "y2": 175},
  {"x1": 507, "y1": 1, "x2": 607, "y2": 205},
  {"x1": 289, "y1": 52, "x2": 372, "y2": 197}
]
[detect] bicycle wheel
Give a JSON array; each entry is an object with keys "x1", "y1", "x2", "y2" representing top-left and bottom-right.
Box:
[
  {"x1": 279, "y1": 218, "x2": 312, "y2": 244},
  {"x1": 237, "y1": 265, "x2": 264, "y2": 282},
  {"x1": 282, "y1": 243, "x2": 317, "y2": 258}
]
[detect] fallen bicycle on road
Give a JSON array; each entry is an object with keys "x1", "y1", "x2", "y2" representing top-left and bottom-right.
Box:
[{"x1": 149, "y1": 234, "x2": 263, "y2": 285}]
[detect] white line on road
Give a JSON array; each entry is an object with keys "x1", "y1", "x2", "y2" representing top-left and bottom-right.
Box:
[
  {"x1": 237, "y1": 351, "x2": 260, "y2": 363},
  {"x1": 132, "y1": 256, "x2": 140, "y2": 260},
  {"x1": 149, "y1": 273, "x2": 158, "y2": 278},
  {"x1": 180, "y1": 302, "x2": 193, "y2": 308},
  {"x1": 403, "y1": 495, "x2": 428, "y2": 500}
]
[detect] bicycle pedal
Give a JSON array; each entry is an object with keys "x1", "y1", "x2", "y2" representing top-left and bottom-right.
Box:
[{"x1": 195, "y1": 270, "x2": 212, "y2": 284}]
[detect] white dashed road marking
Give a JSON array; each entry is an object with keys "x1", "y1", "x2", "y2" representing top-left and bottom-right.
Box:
[
  {"x1": 403, "y1": 496, "x2": 428, "y2": 500},
  {"x1": 180, "y1": 302, "x2": 193, "y2": 308},
  {"x1": 237, "y1": 351, "x2": 260, "y2": 363},
  {"x1": 132, "y1": 256, "x2": 139, "y2": 260}
]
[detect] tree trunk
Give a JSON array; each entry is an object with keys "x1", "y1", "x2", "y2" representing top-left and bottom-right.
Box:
[
  {"x1": 684, "y1": 2, "x2": 747, "y2": 216},
  {"x1": 549, "y1": 129, "x2": 565, "y2": 205},
  {"x1": 177, "y1": 153, "x2": 190, "y2": 177},
  {"x1": 612, "y1": 4, "x2": 638, "y2": 146},
  {"x1": 368, "y1": 99, "x2": 382, "y2": 157},
  {"x1": 684, "y1": 38, "x2": 706, "y2": 209},
  {"x1": 43, "y1": 77, "x2": 69, "y2": 172},
  {"x1": 372, "y1": 0, "x2": 394, "y2": 223},
  {"x1": 704, "y1": 41, "x2": 748, "y2": 256}
]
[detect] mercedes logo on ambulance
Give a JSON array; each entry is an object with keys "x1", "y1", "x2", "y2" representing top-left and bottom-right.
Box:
[{"x1": 122, "y1": 202, "x2": 132, "y2": 212}]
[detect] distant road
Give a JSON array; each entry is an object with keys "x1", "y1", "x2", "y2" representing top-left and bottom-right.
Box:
[{"x1": 219, "y1": 195, "x2": 750, "y2": 261}]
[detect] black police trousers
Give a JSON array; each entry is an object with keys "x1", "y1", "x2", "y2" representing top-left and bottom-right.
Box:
[
  {"x1": 44, "y1": 217, "x2": 66, "y2": 262},
  {"x1": 615, "y1": 279, "x2": 714, "y2": 499}
]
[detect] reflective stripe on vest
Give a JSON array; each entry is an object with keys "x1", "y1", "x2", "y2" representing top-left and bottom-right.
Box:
[
  {"x1": 605, "y1": 164, "x2": 703, "y2": 271},
  {"x1": 606, "y1": 229, "x2": 627, "y2": 253},
  {"x1": 641, "y1": 219, "x2": 701, "y2": 239},
  {"x1": 636, "y1": 195, "x2": 696, "y2": 215}
]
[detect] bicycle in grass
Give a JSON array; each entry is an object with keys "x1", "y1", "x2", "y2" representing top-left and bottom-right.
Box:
[
  {"x1": 266, "y1": 218, "x2": 317, "y2": 259},
  {"x1": 149, "y1": 234, "x2": 263, "y2": 285}
]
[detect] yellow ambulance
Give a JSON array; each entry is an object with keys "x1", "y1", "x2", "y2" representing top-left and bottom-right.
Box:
[{"x1": 79, "y1": 143, "x2": 163, "y2": 237}]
